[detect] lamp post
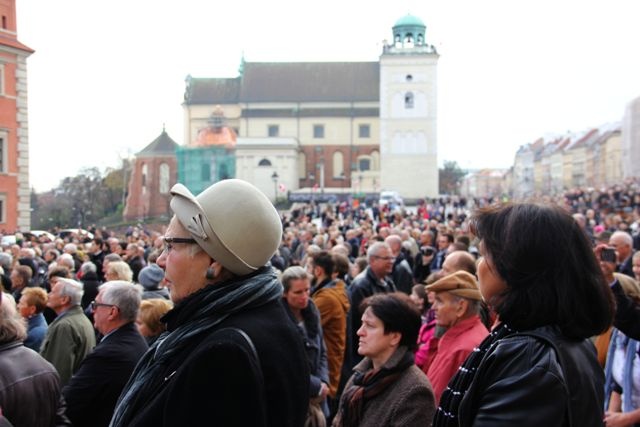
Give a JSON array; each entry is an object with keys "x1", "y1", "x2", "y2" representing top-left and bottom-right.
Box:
[{"x1": 271, "y1": 171, "x2": 279, "y2": 203}]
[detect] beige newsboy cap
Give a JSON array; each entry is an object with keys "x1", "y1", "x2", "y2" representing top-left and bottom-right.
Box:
[
  {"x1": 425, "y1": 270, "x2": 482, "y2": 301},
  {"x1": 170, "y1": 179, "x2": 282, "y2": 276}
]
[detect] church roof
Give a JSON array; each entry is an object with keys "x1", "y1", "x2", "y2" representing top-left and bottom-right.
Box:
[
  {"x1": 137, "y1": 129, "x2": 179, "y2": 156},
  {"x1": 185, "y1": 62, "x2": 380, "y2": 105}
]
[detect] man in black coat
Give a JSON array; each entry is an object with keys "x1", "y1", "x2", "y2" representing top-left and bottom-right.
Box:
[
  {"x1": 63, "y1": 281, "x2": 148, "y2": 427},
  {"x1": 110, "y1": 180, "x2": 309, "y2": 427}
]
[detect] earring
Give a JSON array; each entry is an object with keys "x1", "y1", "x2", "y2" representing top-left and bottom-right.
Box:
[{"x1": 206, "y1": 268, "x2": 215, "y2": 280}]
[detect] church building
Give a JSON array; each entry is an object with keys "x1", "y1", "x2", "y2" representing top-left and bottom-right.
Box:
[{"x1": 124, "y1": 14, "x2": 438, "y2": 219}]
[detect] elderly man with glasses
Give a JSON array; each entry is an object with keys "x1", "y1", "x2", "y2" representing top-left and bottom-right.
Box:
[
  {"x1": 110, "y1": 180, "x2": 309, "y2": 427},
  {"x1": 63, "y1": 281, "x2": 147, "y2": 427},
  {"x1": 344, "y1": 242, "x2": 397, "y2": 373}
]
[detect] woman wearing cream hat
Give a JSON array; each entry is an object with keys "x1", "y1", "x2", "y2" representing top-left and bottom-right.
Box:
[{"x1": 111, "y1": 179, "x2": 309, "y2": 427}]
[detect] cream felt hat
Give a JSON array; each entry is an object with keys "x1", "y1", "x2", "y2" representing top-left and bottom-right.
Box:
[{"x1": 170, "y1": 179, "x2": 282, "y2": 276}]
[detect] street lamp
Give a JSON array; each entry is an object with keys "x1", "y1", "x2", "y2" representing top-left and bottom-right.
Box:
[{"x1": 271, "y1": 171, "x2": 279, "y2": 203}]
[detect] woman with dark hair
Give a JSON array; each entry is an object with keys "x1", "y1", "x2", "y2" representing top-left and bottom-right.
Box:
[
  {"x1": 433, "y1": 203, "x2": 615, "y2": 427},
  {"x1": 333, "y1": 292, "x2": 435, "y2": 427}
]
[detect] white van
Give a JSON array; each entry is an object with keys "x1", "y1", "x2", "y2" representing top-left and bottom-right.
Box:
[{"x1": 379, "y1": 191, "x2": 403, "y2": 208}]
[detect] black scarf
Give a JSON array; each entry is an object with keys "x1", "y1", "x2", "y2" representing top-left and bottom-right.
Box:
[
  {"x1": 432, "y1": 322, "x2": 515, "y2": 426},
  {"x1": 110, "y1": 266, "x2": 282, "y2": 427},
  {"x1": 340, "y1": 347, "x2": 415, "y2": 427}
]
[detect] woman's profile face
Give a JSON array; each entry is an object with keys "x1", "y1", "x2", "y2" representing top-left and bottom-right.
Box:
[
  {"x1": 477, "y1": 250, "x2": 507, "y2": 304},
  {"x1": 357, "y1": 307, "x2": 399, "y2": 359}
]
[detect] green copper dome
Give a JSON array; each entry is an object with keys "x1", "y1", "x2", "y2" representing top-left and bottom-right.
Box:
[{"x1": 393, "y1": 14, "x2": 425, "y2": 28}]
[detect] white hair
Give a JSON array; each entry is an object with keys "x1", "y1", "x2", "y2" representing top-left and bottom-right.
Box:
[{"x1": 56, "y1": 278, "x2": 84, "y2": 306}]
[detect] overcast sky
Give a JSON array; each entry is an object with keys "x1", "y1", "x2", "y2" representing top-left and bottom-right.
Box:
[{"x1": 17, "y1": 0, "x2": 640, "y2": 192}]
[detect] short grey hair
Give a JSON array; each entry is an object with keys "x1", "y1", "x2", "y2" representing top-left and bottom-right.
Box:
[
  {"x1": 99, "y1": 281, "x2": 142, "y2": 322},
  {"x1": 281, "y1": 266, "x2": 310, "y2": 292},
  {"x1": 0, "y1": 253, "x2": 13, "y2": 270},
  {"x1": 56, "y1": 278, "x2": 84, "y2": 306},
  {"x1": 80, "y1": 261, "x2": 97, "y2": 274},
  {"x1": 107, "y1": 261, "x2": 133, "y2": 282},
  {"x1": 611, "y1": 231, "x2": 633, "y2": 247},
  {"x1": 58, "y1": 253, "x2": 76, "y2": 271},
  {"x1": 0, "y1": 293, "x2": 27, "y2": 343},
  {"x1": 367, "y1": 242, "x2": 391, "y2": 262}
]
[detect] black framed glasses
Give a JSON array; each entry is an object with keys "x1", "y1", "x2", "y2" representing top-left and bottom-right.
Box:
[
  {"x1": 162, "y1": 236, "x2": 197, "y2": 253},
  {"x1": 90, "y1": 301, "x2": 117, "y2": 311}
]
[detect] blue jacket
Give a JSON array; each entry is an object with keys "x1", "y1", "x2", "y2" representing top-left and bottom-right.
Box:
[{"x1": 24, "y1": 313, "x2": 47, "y2": 352}]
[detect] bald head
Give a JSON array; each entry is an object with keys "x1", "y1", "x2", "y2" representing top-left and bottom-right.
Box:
[{"x1": 441, "y1": 250, "x2": 476, "y2": 277}]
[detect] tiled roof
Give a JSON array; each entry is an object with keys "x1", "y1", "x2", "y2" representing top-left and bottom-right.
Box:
[
  {"x1": 185, "y1": 62, "x2": 380, "y2": 105},
  {"x1": 137, "y1": 129, "x2": 179, "y2": 156}
]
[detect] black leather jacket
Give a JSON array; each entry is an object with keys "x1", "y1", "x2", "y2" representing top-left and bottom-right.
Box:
[
  {"x1": 458, "y1": 326, "x2": 604, "y2": 427},
  {"x1": 0, "y1": 341, "x2": 70, "y2": 427}
]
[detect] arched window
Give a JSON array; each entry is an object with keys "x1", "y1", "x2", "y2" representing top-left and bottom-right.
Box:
[
  {"x1": 159, "y1": 163, "x2": 170, "y2": 194},
  {"x1": 258, "y1": 158, "x2": 272, "y2": 166},
  {"x1": 333, "y1": 151, "x2": 344, "y2": 178},
  {"x1": 141, "y1": 164, "x2": 148, "y2": 188},
  {"x1": 405, "y1": 92, "x2": 414, "y2": 109}
]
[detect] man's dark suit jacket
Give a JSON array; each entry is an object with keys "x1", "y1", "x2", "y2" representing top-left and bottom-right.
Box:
[{"x1": 63, "y1": 322, "x2": 148, "y2": 427}]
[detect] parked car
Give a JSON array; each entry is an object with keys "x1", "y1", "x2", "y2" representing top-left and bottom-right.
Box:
[
  {"x1": 56, "y1": 228, "x2": 94, "y2": 243},
  {"x1": 379, "y1": 190, "x2": 404, "y2": 209}
]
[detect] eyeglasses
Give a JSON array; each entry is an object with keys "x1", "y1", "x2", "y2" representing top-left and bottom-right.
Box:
[
  {"x1": 90, "y1": 301, "x2": 117, "y2": 311},
  {"x1": 373, "y1": 255, "x2": 396, "y2": 262},
  {"x1": 162, "y1": 236, "x2": 197, "y2": 253}
]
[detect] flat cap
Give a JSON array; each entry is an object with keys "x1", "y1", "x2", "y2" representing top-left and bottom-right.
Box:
[{"x1": 425, "y1": 270, "x2": 482, "y2": 301}]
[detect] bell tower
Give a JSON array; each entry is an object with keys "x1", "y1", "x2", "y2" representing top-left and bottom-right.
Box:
[{"x1": 379, "y1": 14, "x2": 439, "y2": 199}]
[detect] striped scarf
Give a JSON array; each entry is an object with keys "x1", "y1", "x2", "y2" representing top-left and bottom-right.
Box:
[{"x1": 433, "y1": 322, "x2": 515, "y2": 426}]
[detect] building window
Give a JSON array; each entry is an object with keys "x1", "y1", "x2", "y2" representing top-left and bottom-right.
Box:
[
  {"x1": 1, "y1": 16, "x2": 6, "y2": 30},
  {"x1": 258, "y1": 158, "x2": 272, "y2": 166},
  {"x1": 0, "y1": 194, "x2": 4, "y2": 224},
  {"x1": 333, "y1": 151, "x2": 344, "y2": 178},
  {"x1": 141, "y1": 164, "x2": 148, "y2": 188},
  {"x1": 268, "y1": 125, "x2": 279, "y2": 137},
  {"x1": 359, "y1": 124, "x2": 370, "y2": 138},
  {"x1": 159, "y1": 163, "x2": 170, "y2": 194},
  {"x1": 313, "y1": 124, "x2": 325, "y2": 138},
  {"x1": 405, "y1": 92, "x2": 414, "y2": 109},
  {"x1": 359, "y1": 158, "x2": 371, "y2": 171}
]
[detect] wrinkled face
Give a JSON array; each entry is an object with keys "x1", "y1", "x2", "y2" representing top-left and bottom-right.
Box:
[
  {"x1": 609, "y1": 235, "x2": 632, "y2": 263},
  {"x1": 47, "y1": 282, "x2": 68, "y2": 312},
  {"x1": 156, "y1": 218, "x2": 211, "y2": 304},
  {"x1": 432, "y1": 291, "x2": 462, "y2": 329},
  {"x1": 283, "y1": 278, "x2": 310, "y2": 312},
  {"x1": 357, "y1": 307, "x2": 399, "y2": 359},
  {"x1": 369, "y1": 247, "x2": 395, "y2": 278},
  {"x1": 92, "y1": 289, "x2": 117, "y2": 335}
]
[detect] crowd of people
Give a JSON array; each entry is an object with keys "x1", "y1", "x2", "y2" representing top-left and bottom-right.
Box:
[{"x1": 2, "y1": 179, "x2": 640, "y2": 426}]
